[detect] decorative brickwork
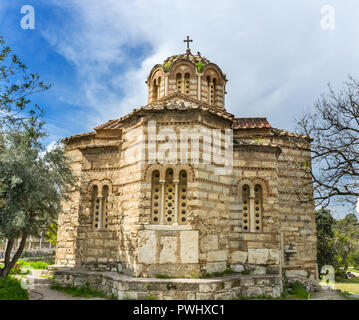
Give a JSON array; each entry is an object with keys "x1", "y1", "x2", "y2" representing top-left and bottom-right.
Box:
[{"x1": 56, "y1": 48, "x2": 317, "y2": 291}]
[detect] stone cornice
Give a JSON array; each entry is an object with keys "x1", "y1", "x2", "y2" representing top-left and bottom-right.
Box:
[
  {"x1": 234, "y1": 142, "x2": 282, "y2": 155},
  {"x1": 79, "y1": 143, "x2": 121, "y2": 154}
]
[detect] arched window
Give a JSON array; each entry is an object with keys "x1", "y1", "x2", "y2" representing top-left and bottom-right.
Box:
[
  {"x1": 176, "y1": 73, "x2": 182, "y2": 92},
  {"x1": 164, "y1": 168, "x2": 175, "y2": 225},
  {"x1": 206, "y1": 76, "x2": 211, "y2": 104},
  {"x1": 242, "y1": 185, "x2": 250, "y2": 232},
  {"x1": 150, "y1": 167, "x2": 190, "y2": 225},
  {"x1": 178, "y1": 170, "x2": 188, "y2": 225},
  {"x1": 185, "y1": 73, "x2": 190, "y2": 95},
  {"x1": 206, "y1": 76, "x2": 217, "y2": 105},
  {"x1": 157, "y1": 77, "x2": 161, "y2": 99},
  {"x1": 102, "y1": 185, "x2": 109, "y2": 229},
  {"x1": 92, "y1": 184, "x2": 109, "y2": 230},
  {"x1": 212, "y1": 78, "x2": 217, "y2": 104},
  {"x1": 92, "y1": 185, "x2": 100, "y2": 229},
  {"x1": 241, "y1": 183, "x2": 263, "y2": 232},
  {"x1": 152, "y1": 79, "x2": 158, "y2": 101},
  {"x1": 254, "y1": 184, "x2": 263, "y2": 231},
  {"x1": 151, "y1": 170, "x2": 161, "y2": 224}
]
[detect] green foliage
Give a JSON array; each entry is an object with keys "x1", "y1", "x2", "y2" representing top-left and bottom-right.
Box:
[
  {"x1": 0, "y1": 36, "x2": 76, "y2": 278},
  {"x1": 145, "y1": 295, "x2": 156, "y2": 300},
  {"x1": 240, "y1": 269, "x2": 251, "y2": 275},
  {"x1": 195, "y1": 62, "x2": 204, "y2": 73},
  {"x1": 162, "y1": 62, "x2": 172, "y2": 72},
  {"x1": 315, "y1": 209, "x2": 359, "y2": 275},
  {"x1": 0, "y1": 36, "x2": 51, "y2": 130},
  {"x1": 1, "y1": 260, "x2": 50, "y2": 274},
  {"x1": 282, "y1": 281, "x2": 310, "y2": 300},
  {"x1": 253, "y1": 137, "x2": 263, "y2": 144},
  {"x1": 0, "y1": 276, "x2": 29, "y2": 300},
  {"x1": 315, "y1": 208, "x2": 336, "y2": 271},
  {"x1": 18, "y1": 259, "x2": 50, "y2": 270},
  {"x1": 155, "y1": 274, "x2": 171, "y2": 279},
  {"x1": 0, "y1": 126, "x2": 76, "y2": 277},
  {"x1": 50, "y1": 283, "x2": 107, "y2": 299},
  {"x1": 336, "y1": 290, "x2": 359, "y2": 300},
  {"x1": 334, "y1": 278, "x2": 359, "y2": 295},
  {"x1": 45, "y1": 223, "x2": 58, "y2": 246}
]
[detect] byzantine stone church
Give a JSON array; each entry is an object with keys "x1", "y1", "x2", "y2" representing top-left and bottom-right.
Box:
[{"x1": 56, "y1": 40, "x2": 318, "y2": 282}]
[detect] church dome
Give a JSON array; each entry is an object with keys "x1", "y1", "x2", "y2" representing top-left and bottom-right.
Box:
[{"x1": 147, "y1": 40, "x2": 228, "y2": 109}]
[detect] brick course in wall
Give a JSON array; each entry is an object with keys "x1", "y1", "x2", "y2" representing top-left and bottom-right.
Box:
[{"x1": 55, "y1": 49, "x2": 318, "y2": 296}]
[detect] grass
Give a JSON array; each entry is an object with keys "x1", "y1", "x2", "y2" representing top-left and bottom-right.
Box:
[
  {"x1": 0, "y1": 276, "x2": 29, "y2": 300},
  {"x1": 337, "y1": 289, "x2": 359, "y2": 300},
  {"x1": 1, "y1": 261, "x2": 50, "y2": 278},
  {"x1": 51, "y1": 283, "x2": 107, "y2": 299},
  {"x1": 155, "y1": 274, "x2": 171, "y2": 279},
  {"x1": 233, "y1": 281, "x2": 311, "y2": 300},
  {"x1": 18, "y1": 259, "x2": 50, "y2": 270},
  {"x1": 348, "y1": 266, "x2": 359, "y2": 274},
  {"x1": 281, "y1": 281, "x2": 310, "y2": 300},
  {"x1": 0, "y1": 259, "x2": 52, "y2": 276},
  {"x1": 332, "y1": 278, "x2": 359, "y2": 294}
]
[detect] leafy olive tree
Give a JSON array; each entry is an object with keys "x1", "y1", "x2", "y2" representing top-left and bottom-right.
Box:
[
  {"x1": 0, "y1": 129, "x2": 75, "y2": 278},
  {"x1": 0, "y1": 36, "x2": 50, "y2": 129},
  {"x1": 0, "y1": 36, "x2": 76, "y2": 278}
]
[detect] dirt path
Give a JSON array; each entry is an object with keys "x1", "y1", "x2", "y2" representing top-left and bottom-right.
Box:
[
  {"x1": 27, "y1": 271, "x2": 105, "y2": 300},
  {"x1": 310, "y1": 287, "x2": 346, "y2": 300}
]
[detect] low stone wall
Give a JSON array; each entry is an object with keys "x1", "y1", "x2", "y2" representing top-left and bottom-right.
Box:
[
  {"x1": 52, "y1": 267, "x2": 282, "y2": 300},
  {"x1": 0, "y1": 249, "x2": 55, "y2": 262}
]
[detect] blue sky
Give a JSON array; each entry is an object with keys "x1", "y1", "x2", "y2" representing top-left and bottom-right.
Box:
[{"x1": 1, "y1": 0, "x2": 359, "y2": 218}]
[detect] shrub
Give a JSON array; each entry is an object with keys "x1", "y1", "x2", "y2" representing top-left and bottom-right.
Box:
[
  {"x1": 162, "y1": 62, "x2": 172, "y2": 72},
  {"x1": 155, "y1": 274, "x2": 171, "y2": 279},
  {"x1": 18, "y1": 260, "x2": 49, "y2": 270},
  {"x1": 195, "y1": 62, "x2": 204, "y2": 73},
  {"x1": 0, "y1": 277, "x2": 29, "y2": 300},
  {"x1": 51, "y1": 283, "x2": 107, "y2": 298},
  {"x1": 282, "y1": 281, "x2": 310, "y2": 300}
]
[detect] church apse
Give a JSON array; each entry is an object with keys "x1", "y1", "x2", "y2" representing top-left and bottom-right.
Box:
[{"x1": 56, "y1": 38, "x2": 317, "y2": 292}]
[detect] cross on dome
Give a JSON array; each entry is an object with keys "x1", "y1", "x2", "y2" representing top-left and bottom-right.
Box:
[{"x1": 183, "y1": 36, "x2": 193, "y2": 52}]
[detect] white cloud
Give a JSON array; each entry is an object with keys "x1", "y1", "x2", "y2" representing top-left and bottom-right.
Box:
[{"x1": 41, "y1": 0, "x2": 359, "y2": 134}]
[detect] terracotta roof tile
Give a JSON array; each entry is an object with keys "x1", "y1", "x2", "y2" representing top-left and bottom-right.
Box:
[
  {"x1": 94, "y1": 119, "x2": 122, "y2": 130},
  {"x1": 232, "y1": 118, "x2": 272, "y2": 129}
]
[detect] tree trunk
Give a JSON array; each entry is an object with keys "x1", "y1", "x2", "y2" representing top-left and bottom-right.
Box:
[
  {"x1": 0, "y1": 238, "x2": 14, "y2": 277},
  {"x1": 4, "y1": 238, "x2": 13, "y2": 267},
  {"x1": 0, "y1": 233, "x2": 28, "y2": 278}
]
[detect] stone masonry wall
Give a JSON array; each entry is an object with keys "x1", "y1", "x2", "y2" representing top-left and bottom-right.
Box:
[
  {"x1": 274, "y1": 135, "x2": 317, "y2": 280},
  {"x1": 229, "y1": 148, "x2": 281, "y2": 276},
  {"x1": 56, "y1": 145, "x2": 84, "y2": 266},
  {"x1": 54, "y1": 267, "x2": 282, "y2": 300}
]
